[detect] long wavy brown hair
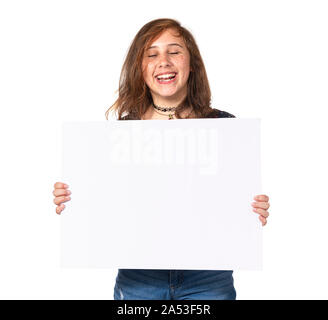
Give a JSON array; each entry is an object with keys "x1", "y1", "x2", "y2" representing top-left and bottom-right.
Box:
[{"x1": 105, "y1": 18, "x2": 214, "y2": 120}]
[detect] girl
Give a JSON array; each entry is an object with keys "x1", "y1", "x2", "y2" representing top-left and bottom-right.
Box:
[{"x1": 53, "y1": 18, "x2": 270, "y2": 300}]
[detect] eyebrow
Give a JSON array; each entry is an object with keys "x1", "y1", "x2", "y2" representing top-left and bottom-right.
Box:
[{"x1": 146, "y1": 43, "x2": 183, "y2": 50}]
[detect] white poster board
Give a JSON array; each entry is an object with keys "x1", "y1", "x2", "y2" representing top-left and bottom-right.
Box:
[{"x1": 61, "y1": 118, "x2": 262, "y2": 270}]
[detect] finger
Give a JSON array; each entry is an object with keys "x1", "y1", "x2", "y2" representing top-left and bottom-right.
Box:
[
  {"x1": 254, "y1": 194, "x2": 269, "y2": 202},
  {"x1": 56, "y1": 204, "x2": 65, "y2": 215},
  {"x1": 53, "y1": 188, "x2": 71, "y2": 197},
  {"x1": 253, "y1": 208, "x2": 269, "y2": 218},
  {"x1": 54, "y1": 182, "x2": 69, "y2": 189},
  {"x1": 252, "y1": 201, "x2": 270, "y2": 210},
  {"x1": 53, "y1": 195, "x2": 71, "y2": 205},
  {"x1": 259, "y1": 215, "x2": 267, "y2": 226}
]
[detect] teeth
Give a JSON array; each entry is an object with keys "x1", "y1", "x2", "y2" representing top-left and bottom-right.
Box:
[{"x1": 157, "y1": 73, "x2": 176, "y2": 80}]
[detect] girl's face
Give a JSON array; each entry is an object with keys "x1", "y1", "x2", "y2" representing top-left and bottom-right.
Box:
[{"x1": 142, "y1": 28, "x2": 191, "y2": 103}]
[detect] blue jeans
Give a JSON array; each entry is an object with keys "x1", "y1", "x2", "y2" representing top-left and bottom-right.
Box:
[{"x1": 114, "y1": 269, "x2": 236, "y2": 300}]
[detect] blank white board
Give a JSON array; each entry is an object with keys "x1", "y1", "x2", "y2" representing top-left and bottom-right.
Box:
[{"x1": 61, "y1": 118, "x2": 262, "y2": 270}]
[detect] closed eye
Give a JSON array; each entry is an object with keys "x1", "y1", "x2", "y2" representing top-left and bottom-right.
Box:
[{"x1": 148, "y1": 52, "x2": 180, "y2": 58}]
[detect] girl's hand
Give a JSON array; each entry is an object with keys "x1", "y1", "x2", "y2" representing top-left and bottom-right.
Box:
[
  {"x1": 252, "y1": 194, "x2": 270, "y2": 226},
  {"x1": 53, "y1": 182, "x2": 71, "y2": 215}
]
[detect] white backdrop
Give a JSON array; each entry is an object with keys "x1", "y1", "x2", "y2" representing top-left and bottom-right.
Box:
[{"x1": 0, "y1": 0, "x2": 327, "y2": 299}]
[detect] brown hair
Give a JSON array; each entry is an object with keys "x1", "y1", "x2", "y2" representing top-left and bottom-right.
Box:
[{"x1": 105, "y1": 18, "x2": 214, "y2": 120}]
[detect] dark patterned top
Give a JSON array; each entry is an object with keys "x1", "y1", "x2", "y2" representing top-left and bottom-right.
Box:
[
  {"x1": 121, "y1": 108, "x2": 235, "y2": 120},
  {"x1": 203, "y1": 109, "x2": 236, "y2": 119}
]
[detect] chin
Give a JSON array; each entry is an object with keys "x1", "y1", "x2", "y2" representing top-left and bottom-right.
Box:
[{"x1": 155, "y1": 89, "x2": 179, "y2": 97}]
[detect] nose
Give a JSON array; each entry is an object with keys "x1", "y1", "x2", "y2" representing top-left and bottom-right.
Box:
[{"x1": 158, "y1": 53, "x2": 172, "y2": 68}]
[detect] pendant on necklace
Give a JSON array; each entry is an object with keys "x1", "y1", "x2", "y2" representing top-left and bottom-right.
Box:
[{"x1": 168, "y1": 114, "x2": 174, "y2": 120}]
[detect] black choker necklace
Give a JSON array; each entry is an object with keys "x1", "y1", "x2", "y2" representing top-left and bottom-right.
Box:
[{"x1": 152, "y1": 101, "x2": 177, "y2": 112}]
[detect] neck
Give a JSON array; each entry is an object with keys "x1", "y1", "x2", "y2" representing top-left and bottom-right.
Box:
[
  {"x1": 152, "y1": 98, "x2": 179, "y2": 108},
  {"x1": 151, "y1": 91, "x2": 187, "y2": 108}
]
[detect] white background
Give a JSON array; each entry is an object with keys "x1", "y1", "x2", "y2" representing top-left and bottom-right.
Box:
[{"x1": 0, "y1": 0, "x2": 327, "y2": 299}]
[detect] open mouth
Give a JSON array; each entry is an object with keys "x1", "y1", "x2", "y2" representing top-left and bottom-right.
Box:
[{"x1": 155, "y1": 73, "x2": 177, "y2": 84}]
